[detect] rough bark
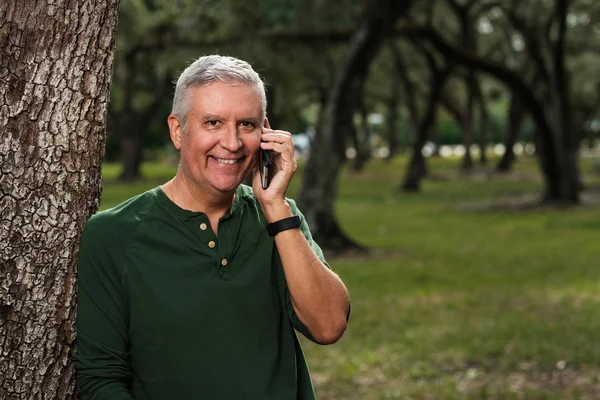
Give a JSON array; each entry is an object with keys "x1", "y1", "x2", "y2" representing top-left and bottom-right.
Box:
[
  {"x1": 299, "y1": 0, "x2": 414, "y2": 252},
  {"x1": 0, "y1": 0, "x2": 120, "y2": 398}
]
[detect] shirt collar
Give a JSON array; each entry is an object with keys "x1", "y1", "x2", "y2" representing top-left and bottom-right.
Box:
[{"x1": 153, "y1": 185, "x2": 244, "y2": 220}]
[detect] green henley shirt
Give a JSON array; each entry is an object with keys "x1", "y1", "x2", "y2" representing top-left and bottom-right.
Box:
[{"x1": 75, "y1": 184, "x2": 329, "y2": 400}]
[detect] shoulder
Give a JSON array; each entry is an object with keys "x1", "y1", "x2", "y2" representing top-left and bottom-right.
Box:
[
  {"x1": 237, "y1": 184, "x2": 258, "y2": 204},
  {"x1": 81, "y1": 188, "x2": 159, "y2": 248},
  {"x1": 77, "y1": 188, "x2": 160, "y2": 284}
]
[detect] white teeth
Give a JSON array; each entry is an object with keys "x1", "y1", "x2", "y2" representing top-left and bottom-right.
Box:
[{"x1": 215, "y1": 158, "x2": 238, "y2": 165}]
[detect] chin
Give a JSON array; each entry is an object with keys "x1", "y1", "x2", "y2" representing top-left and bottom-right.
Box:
[{"x1": 210, "y1": 178, "x2": 243, "y2": 194}]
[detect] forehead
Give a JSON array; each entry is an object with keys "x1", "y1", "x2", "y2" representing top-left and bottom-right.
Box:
[{"x1": 188, "y1": 81, "x2": 263, "y2": 117}]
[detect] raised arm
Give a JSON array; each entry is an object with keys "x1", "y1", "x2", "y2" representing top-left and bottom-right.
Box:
[{"x1": 253, "y1": 121, "x2": 350, "y2": 344}]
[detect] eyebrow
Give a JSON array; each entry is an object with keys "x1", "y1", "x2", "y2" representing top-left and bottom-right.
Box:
[
  {"x1": 199, "y1": 114, "x2": 261, "y2": 125},
  {"x1": 200, "y1": 114, "x2": 223, "y2": 122}
]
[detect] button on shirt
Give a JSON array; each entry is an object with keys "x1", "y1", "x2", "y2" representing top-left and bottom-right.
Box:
[{"x1": 75, "y1": 185, "x2": 329, "y2": 400}]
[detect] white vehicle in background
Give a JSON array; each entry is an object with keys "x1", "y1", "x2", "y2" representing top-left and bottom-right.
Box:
[{"x1": 292, "y1": 133, "x2": 311, "y2": 157}]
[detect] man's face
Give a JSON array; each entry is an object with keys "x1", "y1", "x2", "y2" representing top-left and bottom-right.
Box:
[{"x1": 169, "y1": 81, "x2": 263, "y2": 195}]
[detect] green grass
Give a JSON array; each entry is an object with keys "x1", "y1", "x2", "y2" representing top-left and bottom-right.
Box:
[{"x1": 99, "y1": 155, "x2": 600, "y2": 399}]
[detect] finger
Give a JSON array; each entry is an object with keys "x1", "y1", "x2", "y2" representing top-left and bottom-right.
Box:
[
  {"x1": 263, "y1": 130, "x2": 291, "y2": 138},
  {"x1": 260, "y1": 141, "x2": 295, "y2": 158},
  {"x1": 261, "y1": 132, "x2": 292, "y2": 143}
]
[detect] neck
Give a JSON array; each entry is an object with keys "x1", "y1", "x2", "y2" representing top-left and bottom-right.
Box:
[{"x1": 164, "y1": 173, "x2": 235, "y2": 217}]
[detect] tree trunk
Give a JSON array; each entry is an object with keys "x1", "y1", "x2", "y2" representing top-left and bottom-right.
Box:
[
  {"x1": 299, "y1": 0, "x2": 414, "y2": 252},
  {"x1": 497, "y1": 94, "x2": 525, "y2": 172},
  {"x1": 0, "y1": 1, "x2": 119, "y2": 398},
  {"x1": 384, "y1": 94, "x2": 400, "y2": 161},
  {"x1": 119, "y1": 117, "x2": 144, "y2": 181},
  {"x1": 533, "y1": 128, "x2": 577, "y2": 202},
  {"x1": 402, "y1": 65, "x2": 452, "y2": 191},
  {"x1": 532, "y1": 0, "x2": 579, "y2": 203},
  {"x1": 430, "y1": 118, "x2": 441, "y2": 157},
  {"x1": 461, "y1": 70, "x2": 475, "y2": 172},
  {"x1": 413, "y1": 22, "x2": 580, "y2": 203},
  {"x1": 116, "y1": 58, "x2": 171, "y2": 181},
  {"x1": 477, "y1": 117, "x2": 488, "y2": 165},
  {"x1": 388, "y1": 42, "x2": 417, "y2": 161},
  {"x1": 474, "y1": 78, "x2": 489, "y2": 165},
  {"x1": 352, "y1": 103, "x2": 371, "y2": 172},
  {"x1": 550, "y1": 0, "x2": 580, "y2": 202}
]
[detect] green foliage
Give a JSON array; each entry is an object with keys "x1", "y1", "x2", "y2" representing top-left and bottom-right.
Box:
[
  {"x1": 98, "y1": 156, "x2": 600, "y2": 398},
  {"x1": 106, "y1": 0, "x2": 600, "y2": 173}
]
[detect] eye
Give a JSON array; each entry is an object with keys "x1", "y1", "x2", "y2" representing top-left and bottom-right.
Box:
[
  {"x1": 205, "y1": 120, "x2": 220, "y2": 127},
  {"x1": 240, "y1": 121, "x2": 256, "y2": 128}
]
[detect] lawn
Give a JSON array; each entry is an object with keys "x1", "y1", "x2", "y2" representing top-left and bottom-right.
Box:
[{"x1": 100, "y1": 155, "x2": 600, "y2": 399}]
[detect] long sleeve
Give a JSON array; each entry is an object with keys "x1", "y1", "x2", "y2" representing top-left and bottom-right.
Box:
[{"x1": 74, "y1": 216, "x2": 133, "y2": 400}]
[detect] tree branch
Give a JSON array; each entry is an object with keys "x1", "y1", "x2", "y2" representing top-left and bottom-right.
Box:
[
  {"x1": 390, "y1": 42, "x2": 419, "y2": 124},
  {"x1": 446, "y1": 0, "x2": 466, "y2": 15},
  {"x1": 406, "y1": 25, "x2": 553, "y2": 138},
  {"x1": 473, "y1": 0, "x2": 502, "y2": 18},
  {"x1": 440, "y1": 90, "x2": 465, "y2": 123},
  {"x1": 505, "y1": 8, "x2": 551, "y2": 83}
]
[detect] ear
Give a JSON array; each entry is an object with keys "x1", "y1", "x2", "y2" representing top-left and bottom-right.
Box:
[
  {"x1": 167, "y1": 114, "x2": 184, "y2": 151},
  {"x1": 263, "y1": 117, "x2": 271, "y2": 129}
]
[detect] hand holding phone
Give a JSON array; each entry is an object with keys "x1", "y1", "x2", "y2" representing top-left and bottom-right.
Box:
[{"x1": 259, "y1": 149, "x2": 272, "y2": 189}]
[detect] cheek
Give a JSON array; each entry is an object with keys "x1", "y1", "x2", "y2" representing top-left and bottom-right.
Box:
[
  {"x1": 242, "y1": 135, "x2": 261, "y2": 168},
  {"x1": 185, "y1": 132, "x2": 216, "y2": 153},
  {"x1": 245, "y1": 132, "x2": 262, "y2": 151}
]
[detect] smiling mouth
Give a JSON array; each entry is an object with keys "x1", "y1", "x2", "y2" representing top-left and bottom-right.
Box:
[{"x1": 212, "y1": 156, "x2": 241, "y2": 165}]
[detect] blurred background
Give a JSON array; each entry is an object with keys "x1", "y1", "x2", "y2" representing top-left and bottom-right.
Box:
[{"x1": 100, "y1": 0, "x2": 600, "y2": 398}]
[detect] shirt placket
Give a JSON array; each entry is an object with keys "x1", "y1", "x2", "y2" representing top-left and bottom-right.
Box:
[
  {"x1": 195, "y1": 218, "x2": 220, "y2": 277},
  {"x1": 216, "y1": 218, "x2": 232, "y2": 281}
]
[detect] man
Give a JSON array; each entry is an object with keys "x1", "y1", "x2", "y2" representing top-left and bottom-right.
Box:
[{"x1": 75, "y1": 55, "x2": 350, "y2": 399}]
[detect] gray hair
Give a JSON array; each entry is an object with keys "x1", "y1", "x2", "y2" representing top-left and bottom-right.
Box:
[{"x1": 171, "y1": 55, "x2": 267, "y2": 130}]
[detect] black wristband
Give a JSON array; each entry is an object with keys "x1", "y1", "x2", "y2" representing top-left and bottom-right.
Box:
[{"x1": 267, "y1": 216, "x2": 301, "y2": 237}]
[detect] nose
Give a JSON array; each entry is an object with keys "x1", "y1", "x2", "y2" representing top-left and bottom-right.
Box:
[{"x1": 221, "y1": 123, "x2": 243, "y2": 152}]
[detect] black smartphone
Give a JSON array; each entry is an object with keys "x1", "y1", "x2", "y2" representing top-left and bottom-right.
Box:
[{"x1": 259, "y1": 149, "x2": 272, "y2": 189}]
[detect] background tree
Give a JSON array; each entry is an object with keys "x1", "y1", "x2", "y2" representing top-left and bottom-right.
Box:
[
  {"x1": 445, "y1": 0, "x2": 480, "y2": 172},
  {"x1": 411, "y1": 0, "x2": 587, "y2": 203},
  {"x1": 497, "y1": 93, "x2": 526, "y2": 171},
  {"x1": 108, "y1": 0, "x2": 179, "y2": 180},
  {"x1": 401, "y1": 47, "x2": 454, "y2": 191},
  {"x1": 77, "y1": 0, "x2": 600, "y2": 251},
  {"x1": 0, "y1": 0, "x2": 120, "y2": 398},
  {"x1": 298, "y1": 0, "x2": 415, "y2": 251}
]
